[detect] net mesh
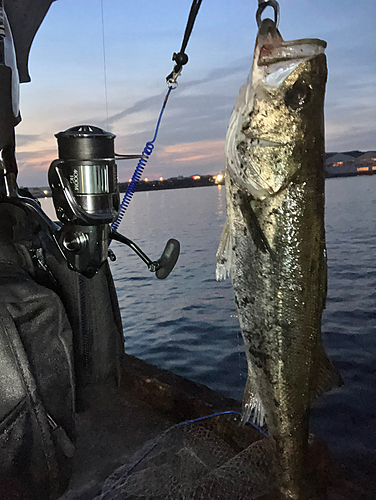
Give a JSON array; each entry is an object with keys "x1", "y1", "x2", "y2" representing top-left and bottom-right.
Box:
[{"x1": 96, "y1": 415, "x2": 275, "y2": 500}]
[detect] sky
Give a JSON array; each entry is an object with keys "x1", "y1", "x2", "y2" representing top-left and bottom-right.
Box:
[{"x1": 14, "y1": 0, "x2": 376, "y2": 187}]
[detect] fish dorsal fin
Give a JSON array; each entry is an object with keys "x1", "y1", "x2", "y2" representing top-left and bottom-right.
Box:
[
  {"x1": 311, "y1": 344, "x2": 343, "y2": 402},
  {"x1": 216, "y1": 219, "x2": 233, "y2": 281}
]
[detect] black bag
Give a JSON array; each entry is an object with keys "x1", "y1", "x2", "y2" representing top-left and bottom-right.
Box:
[{"x1": 0, "y1": 205, "x2": 75, "y2": 500}]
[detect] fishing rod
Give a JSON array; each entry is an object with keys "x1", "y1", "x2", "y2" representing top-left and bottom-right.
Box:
[{"x1": 166, "y1": 0, "x2": 202, "y2": 85}]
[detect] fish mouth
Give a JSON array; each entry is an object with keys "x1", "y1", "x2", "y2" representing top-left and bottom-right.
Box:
[
  {"x1": 259, "y1": 39, "x2": 327, "y2": 66},
  {"x1": 256, "y1": 19, "x2": 326, "y2": 67}
]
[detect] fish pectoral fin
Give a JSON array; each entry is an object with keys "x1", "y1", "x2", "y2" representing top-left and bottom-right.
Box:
[
  {"x1": 238, "y1": 192, "x2": 273, "y2": 256},
  {"x1": 216, "y1": 219, "x2": 233, "y2": 281},
  {"x1": 311, "y1": 344, "x2": 344, "y2": 401},
  {"x1": 241, "y1": 370, "x2": 266, "y2": 428}
]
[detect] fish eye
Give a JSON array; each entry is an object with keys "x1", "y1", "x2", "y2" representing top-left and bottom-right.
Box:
[{"x1": 284, "y1": 82, "x2": 311, "y2": 111}]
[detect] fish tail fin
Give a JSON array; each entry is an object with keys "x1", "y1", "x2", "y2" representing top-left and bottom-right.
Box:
[
  {"x1": 216, "y1": 219, "x2": 232, "y2": 281},
  {"x1": 311, "y1": 344, "x2": 344, "y2": 402},
  {"x1": 240, "y1": 371, "x2": 266, "y2": 428}
]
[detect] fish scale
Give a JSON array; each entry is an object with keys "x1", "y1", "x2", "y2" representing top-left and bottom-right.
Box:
[{"x1": 217, "y1": 19, "x2": 342, "y2": 500}]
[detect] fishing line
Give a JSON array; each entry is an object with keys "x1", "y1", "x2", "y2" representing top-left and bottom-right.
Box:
[
  {"x1": 100, "y1": 0, "x2": 109, "y2": 130},
  {"x1": 110, "y1": 87, "x2": 173, "y2": 234},
  {"x1": 99, "y1": 410, "x2": 269, "y2": 499},
  {"x1": 111, "y1": 0, "x2": 204, "y2": 234}
]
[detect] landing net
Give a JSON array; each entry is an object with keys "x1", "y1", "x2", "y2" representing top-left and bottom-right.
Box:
[{"x1": 96, "y1": 412, "x2": 275, "y2": 500}]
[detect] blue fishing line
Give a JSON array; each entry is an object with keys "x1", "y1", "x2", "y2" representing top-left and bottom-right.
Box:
[
  {"x1": 111, "y1": 87, "x2": 173, "y2": 234},
  {"x1": 100, "y1": 410, "x2": 269, "y2": 499}
]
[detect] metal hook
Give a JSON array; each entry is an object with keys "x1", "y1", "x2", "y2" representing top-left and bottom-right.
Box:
[
  {"x1": 166, "y1": 68, "x2": 180, "y2": 89},
  {"x1": 256, "y1": 0, "x2": 280, "y2": 28}
]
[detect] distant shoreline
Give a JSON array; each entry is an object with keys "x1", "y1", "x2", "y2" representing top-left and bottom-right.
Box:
[
  {"x1": 28, "y1": 174, "x2": 220, "y2": 198},
  {"x1": 26, "y1": 165, "x2": 376, "y2": 199},
  {"x1": 325, "y1": 171, "x2": 376, "y2": 179},
  {"x1": 326, "y1": 149, "x2": 376, "y2": 177}
]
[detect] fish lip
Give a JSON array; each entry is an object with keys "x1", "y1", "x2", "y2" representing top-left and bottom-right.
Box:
[
  {"x1": 258, "y1": 38, "x2": 327, "y2": 66},
  {"x1": 282, "y1": 38, "x2": 327, "y2": 49}
]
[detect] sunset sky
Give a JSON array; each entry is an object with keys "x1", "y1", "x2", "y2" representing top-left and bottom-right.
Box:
[{"x1": 15, "y1": 0, "x2": 376, "y2": 187}]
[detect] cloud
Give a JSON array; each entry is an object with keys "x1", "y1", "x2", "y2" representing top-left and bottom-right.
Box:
[
  {"x1": 112, "y1": 90, "x2": 235, "y2": 160},
  {"x1": 106, "y1": 93, "x2": 166, "y2": 126},
  {"x1": 15, "y1": 149, "x2": 56, "y2": 187},
  {"x1": 115, "y1": 139, "x2": 225, "y2": 183},
  {"x1": 173, "y1": 154, "x2": 211, "y2": 163},
  {"x1": 160, "y1": 140, "x2": 224, "y2": 165},
  {"x1": 326, "y1": 122, "x2": 376, "y2": 152},
  {"x1": 104, "y1": 58, "x2": 249, "y2": 127},
  {"x1": 16, "y1": 134, "x2": 44, "y2": 147}
]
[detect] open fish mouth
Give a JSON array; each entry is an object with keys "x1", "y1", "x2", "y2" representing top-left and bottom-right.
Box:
[{"x1": 258, "y1": 38, "x2": 327, "y2": 67}]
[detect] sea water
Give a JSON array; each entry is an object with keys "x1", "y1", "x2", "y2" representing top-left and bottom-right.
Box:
[{"x1": 40, "y1": 175, "x2": 376, "y2": 475}]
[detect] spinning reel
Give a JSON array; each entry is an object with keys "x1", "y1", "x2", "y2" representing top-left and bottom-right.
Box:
[{"x1": 47, "y1": 125, "x2": 180, "y2": 278}]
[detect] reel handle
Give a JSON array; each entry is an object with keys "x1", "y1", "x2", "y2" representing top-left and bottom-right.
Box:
[
  {"x1": 109, "y1": 229, "x2": 180, "y2": 280},
  {"x1": 155, "y1": 239, "x2": 180, "y2": 280}
]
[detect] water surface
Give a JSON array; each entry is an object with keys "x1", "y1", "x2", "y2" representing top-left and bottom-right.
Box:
[{"x1": 40, "y1": 176, "x2": 376, "y2": 475}]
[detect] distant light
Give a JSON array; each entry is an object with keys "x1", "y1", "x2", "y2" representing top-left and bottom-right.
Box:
[
  {"x1": 159, "y1": 176, "x2": 163, "y2": 181},
  {"x1": 357, "y1": 167, "x2": 369, "y2": 172},
  {"x1": 43, "y1": 190, "x2": 48, "y2": 195},
  {"x1": 373, "y1": 166, "x2": 376, "y2": 171},
  {"x1": 192, "y1": 175, "x2": 201, "y2": 180},
  {"x1": 144, "y1": 178, "x2": 148, "y2": 182},
  {"x1": 128, "y1": 178, "x2": 132, "y2": 183},
  {"x1": 332, "y1": 162, "x2": 344, "y2": 167}
]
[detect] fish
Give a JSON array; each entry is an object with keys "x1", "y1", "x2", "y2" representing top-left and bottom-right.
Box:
[{"x1": 216, "y1": 18, "x2": 342, "y2": 500}]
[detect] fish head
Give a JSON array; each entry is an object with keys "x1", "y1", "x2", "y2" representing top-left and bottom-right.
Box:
[{"x1": 226, "y1": 19, "x2": 327, "y2": 199}]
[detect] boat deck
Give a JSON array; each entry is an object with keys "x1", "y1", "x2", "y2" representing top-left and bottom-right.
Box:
[
  {"x1": 61, "y1": 355, "x2": 373, "y2": 500},
  {"x1": 61, "y1": 354, "x2": 245, "y2": 499}
]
